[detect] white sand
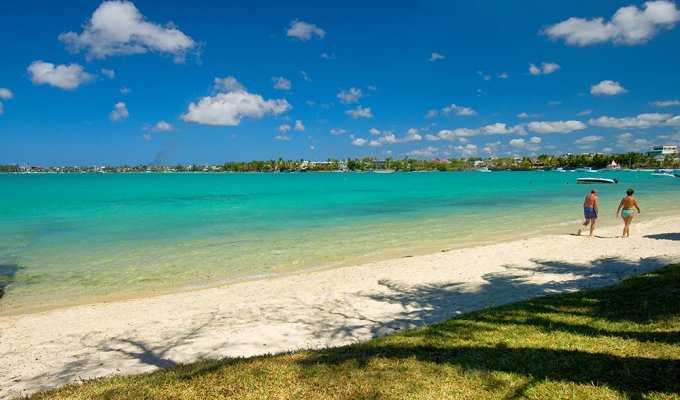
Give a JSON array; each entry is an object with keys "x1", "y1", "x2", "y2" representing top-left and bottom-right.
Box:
[{"x1": 1, "y1": 215, "x2": 680, "y2": 399}]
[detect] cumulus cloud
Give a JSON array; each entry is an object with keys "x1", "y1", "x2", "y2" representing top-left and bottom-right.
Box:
[
  {"x1": 574, "y1": 135, "x2": 604, "y2": 145},
  {"x1": 330, "y1": 128, "x2": 347, "y2": 135},
  {"x1": 0, "y1": 88, "x2": 13, "y2": 100},
  {"x1": 403, "y1": 128, "x2": 422, "y2": 142},
  {"x1": 509, "y1": 136, "x2": 542, "y2": 151},
  {"x1": 526, "y1": 120, "x2": 586, "y2": 133},
  {"x1": 346, "y1": 106, "x2": 373, "y2": 119},
  {"x1": 406, "y1": 146, "x2": 439, "y2": 158},
  {"x1": 455, "y1": 144, "x2": 478, "y2": 157},
  {"x1": 517, "y1": 112, "x2": 529, "y2": 118},
  {"x1": 351, "y1": 137, "x2": 368, "y2": 146},
  {"x1": 59, "y1": 0, "x2": 197, "y2": 62},
  {"x1": 182, "y1": 76, "x2": 291, "y2": 126},
  {"x1": 337, "y1": 87, "x2": 362, "y2": 104},
  {"x1": 425, "y1": 134, "x2": 441, "y2": 141},
  {"x1": 27, "y1": 61, "x2": 93, "y2": 90},
  {"x1": 588, "y1": 113, "x2": 675, "y2": 128},
  {"x1": 543, "y1": 0, "x2": 680, "y2": 46},
  {"x1": 278, "y1": 124, "x2": 291, "y2": 133},
  {"x1": 101, "y1": 68, "x2": 115, "y2": 79},
  {"x1": 152, "y1": 120, "x2": 172, "y2": 131},
  {"x1": 577, "y1": 109, "x2": 594, "y2": 116},
  {"x1": 590, "y1": 80, "x2": 627, "y2": 96},
  {"x1": 110, "y1": 102, "x2": 129, "y2": 121},
  {"x1": 286, "y1": 20, "x2": 325, "y2": 41},
  {"x1": 272, "y1": 76, "x2": 291, "y2": 91},
  {"x1": 652, "y1": 99, "x2": 680, "y2": 107},
  {"x1": 442, "y1": 103, "x2": 477, "y2": 116},
  {"x1": 369, "y1": 128, "x2": 381, "y2": 135},
  {"x1": 295, "y1": 120, "x2": 305, "y2": 131},
  {"x1": 529, "y1": 62, "x2": 560, "y2": 75},
  {"x1": 429, "y1": 52, "x2": 445, "y2": 61},
  {"x1": 275, "y1": 135, "x2": 292, "y2": 141},
  {"x1": 615, "y1": 132, "x2": 651, "y2": 150}
]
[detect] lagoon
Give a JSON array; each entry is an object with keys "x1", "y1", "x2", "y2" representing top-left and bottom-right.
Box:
[{"x1": 1, "y1": 171, "x2": 678, "y2": 314}]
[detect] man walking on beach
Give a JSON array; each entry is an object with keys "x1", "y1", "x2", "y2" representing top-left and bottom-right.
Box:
[{"x1": 578, "y1": 189, "x2": 598, "y2": 236}]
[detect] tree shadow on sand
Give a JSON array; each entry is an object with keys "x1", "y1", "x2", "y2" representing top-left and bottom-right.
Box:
[{"x1": 297, "y1": 262, "x2": 680, "y2": 398}]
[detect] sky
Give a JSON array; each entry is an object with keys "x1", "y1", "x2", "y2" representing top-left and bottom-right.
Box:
[{"x1": 1, "y1": 0, "x2": 680, "y2": 166}]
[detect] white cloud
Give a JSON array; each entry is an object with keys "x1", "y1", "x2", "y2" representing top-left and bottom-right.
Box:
[
  {"x1": 482, "y1": 123, "x2": 516, "y2": 135},
  {"x1": 588, "y1": 113, "x2": 674, "y2": 128},
  {"x1": 667, "y1": 115, "x2": 680, "y2": 126},
  {"x1": 272, "y1": 76, "x2": 291, "y2": 91},
  {"x1": 295, "y1": 120, "x2": 305, "y2": 131},
  {"x1": 404, "y1": 128, "x2": 422, "y2": 142},
  {"x1": 330, "y1": 128, "x2": 347, "y2": 135},
  {"x1": 320, "y1": 53, "x2": 335, "y2": 60},
  {"x1": 337, "y1": 87, "x2": 362, "y2": 104},
  {"x1": 574, "y1": 135, "x2": 604, "y2": 145},
  {"x1": 652, "y1": 100, "x2": 680, "y2": 107},
  {"x1": 275, "y1": 135, "x2": 292, "y2": 141},
  {"x1": 121, "y1": 87, "x2": 131, "y2": 94},
  {"x1": 182, "y1": 77, "x2": 291, "y2": 126},
  {"x1": 0, "y1": 88, "x2": 13, "y2": 100},
  {"x1": 425, "y1": 134, "x2": 441, "y2": 141},
  {"x1": 405, "y1": 147, "x2": 439, "y2": 158},
  {"x1": 509, "y1": 137, "x2": 542, "y2": 151},
  {"x1": 351, "y1": 137, "x2": 368, "y2": 146},
  {"x1": 426, "y1": 109, "x2": 438, "y2": 118},
  {"x1": 152, "y1": 120, "x2": 172, "y2": 132},
  {"x1": 110, "y1": 102, "x2": 129, "y2": 121},
  {"x1": 59, "y1": 0, "x2": 197, "y2": 62},
  {"x1": 346, "y1": 106, "x2": 373, "y2": 119},
  {"x1": 454, "y1": 144, "x2": 478, "y2": 157},
  {"x1": 101, "y1": 68, "x2": 115, "y2": 79},
  {"x1": 142, "y1": 133, "x2": 152, "y2": 141},
  {"x1": 286, "y1": 20, "x2": 325, "y2": 41},
  {"x1": 278, "y1": 124, "x2": 291, "y2": 133},
  {"x1": 528, "y1": 62, "x2": 560, "y2": 75},
  {"x1": 577, "y1": 109, "x2": 593, "y2": 116},
  {"x1": 526, "y1": 120, "x2": 586, "y2": 133},
  {"x1": 369, "y1": 128, "x2": 381, "y2": 135},
  {"x1": 543, "y1": 0, "x2": 680, "y2": 46},
  {"x1": 658, "y1": 129, "x2": 680, "y2": 141},
  {"x1": 27, "y1": 61, "x2": 93, "y2": 90},
  {"x1": 498, "y1": 72, "x2": 509, "y2": 79},
  {"x1": 429, "y1": 52, "x2": 445, "y2": 61},
  {"x1": 590, "y1": 80, "x2": 627, "y2": 96},
  {"x1": 442, "y1": 103, "x2": 477, "y2": 116},
  {"x1": 438, "y1": 128, "x2": 480, "y2": 140},
  {"x1": 517, "y1": 112, "x2": 529, "y2": 118},
  {"x1": 214, "y1": 76, "x2": 245, "y2": 92},
  {"x1": 300, "y1": 71, "x2": 311, "y2": 82}
]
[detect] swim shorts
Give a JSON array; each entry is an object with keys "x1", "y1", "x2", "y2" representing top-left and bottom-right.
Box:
[{"x1": 584, "y1": 207, "x2": 597, "y2": 219}]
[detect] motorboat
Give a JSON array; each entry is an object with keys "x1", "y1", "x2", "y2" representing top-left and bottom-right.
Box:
[{"x1": 576, "y1": 177, "x2": 618, "y2": 184}]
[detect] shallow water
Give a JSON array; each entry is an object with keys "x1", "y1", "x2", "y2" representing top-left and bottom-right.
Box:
[{"x1": 1, "y1": 170, "x2": 678, "y2": 314}]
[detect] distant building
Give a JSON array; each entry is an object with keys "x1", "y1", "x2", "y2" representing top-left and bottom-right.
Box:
[{"x1": 647, "y1": 145, "x2": 677, "y2": 161}]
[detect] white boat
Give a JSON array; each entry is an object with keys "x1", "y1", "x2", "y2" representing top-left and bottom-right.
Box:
[
  {"x1": 577, "y1": 177, "x2": 618, "y2": 184},
  {"x1": 575, "y1": 167, "x2": 598, "y2": 172},
  {"x1": 477, "y1": 167, "x2": 491, "y2": 172},
  {"x1": 651, "y1": 172, "x2": 678, "y2": 178}
]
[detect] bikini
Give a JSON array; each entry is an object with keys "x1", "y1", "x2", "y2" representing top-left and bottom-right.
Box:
[{"x1": 621, "y1": 209, "x2": 634, "y2": 217}]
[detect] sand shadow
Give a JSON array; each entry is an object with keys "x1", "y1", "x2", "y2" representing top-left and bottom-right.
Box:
[{"x1": 644, "y1": 233, "x2": 680, "y2": 241}]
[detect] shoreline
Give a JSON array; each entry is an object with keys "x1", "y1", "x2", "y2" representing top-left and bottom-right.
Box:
[{"x1": 2, "y1": 214, "x2": 680, "y2": 398}]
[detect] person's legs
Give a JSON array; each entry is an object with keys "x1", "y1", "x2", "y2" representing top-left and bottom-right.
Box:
[
  {"x1": 589, "y1": 219, "x2": 596, "y2": 236},
  {"x1": 578, "y1": 219, "x2": 590, "y2": 235},
  {"x1": 622, "y1": 215, "x2": 634, "y2": 237}
]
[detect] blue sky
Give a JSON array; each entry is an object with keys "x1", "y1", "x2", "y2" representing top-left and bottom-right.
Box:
[{"x1": 1, "y1": 0, "x2": 680, "y2": 166}]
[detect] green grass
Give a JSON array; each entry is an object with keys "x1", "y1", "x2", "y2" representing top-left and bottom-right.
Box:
[{"x1": 30, "y1": 264, "x2": 680, "y2": 399}]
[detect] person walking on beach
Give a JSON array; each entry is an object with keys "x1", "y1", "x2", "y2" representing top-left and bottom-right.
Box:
[
  {"x1": 616, "y1": 188, "x2": 641, "y2": 238},
  {"x1": 578, "y1": 189, "x2": 599, "y2": 236}
]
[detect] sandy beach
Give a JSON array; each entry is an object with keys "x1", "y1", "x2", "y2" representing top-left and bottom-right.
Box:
[{"x1": 1, "y1": 215, "x2": 679, "y2": 399}]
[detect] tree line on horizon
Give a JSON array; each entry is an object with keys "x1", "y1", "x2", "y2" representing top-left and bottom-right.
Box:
[{"x1": 1, "y1": 151, "x2": 677, "y2": 173}]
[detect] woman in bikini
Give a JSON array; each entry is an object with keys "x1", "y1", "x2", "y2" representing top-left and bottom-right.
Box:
[{"x1": 616, "y1": 188, "x2": 641, "y2": 238}]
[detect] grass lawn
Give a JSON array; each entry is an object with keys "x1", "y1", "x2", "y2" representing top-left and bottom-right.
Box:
[{"x1": 30, "y1": 264, "x2": 680, "y2": 399}]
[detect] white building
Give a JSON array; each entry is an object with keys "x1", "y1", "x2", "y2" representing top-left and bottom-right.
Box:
[{"x1": 648, "y1": 145, "x2": 677, "y2": 159}]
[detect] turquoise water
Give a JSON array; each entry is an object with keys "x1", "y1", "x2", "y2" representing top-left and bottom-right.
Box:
[{"x1": 1, "y1": 171, "x2": 678, "y2": 314}]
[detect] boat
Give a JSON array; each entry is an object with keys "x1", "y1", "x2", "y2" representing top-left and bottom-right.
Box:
[
  {"x1": 575, "y1": 167, "x2": 598, "y2": 172},
  {"x1": 477, "y1": 166, "x2": 492, "y2": 172},
  {"x1": 651, "y1": 172, "x2": 678, "y2": 178},
  {"x1": 577, "y1": 177, "x2": 618, "y2": 184}
]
